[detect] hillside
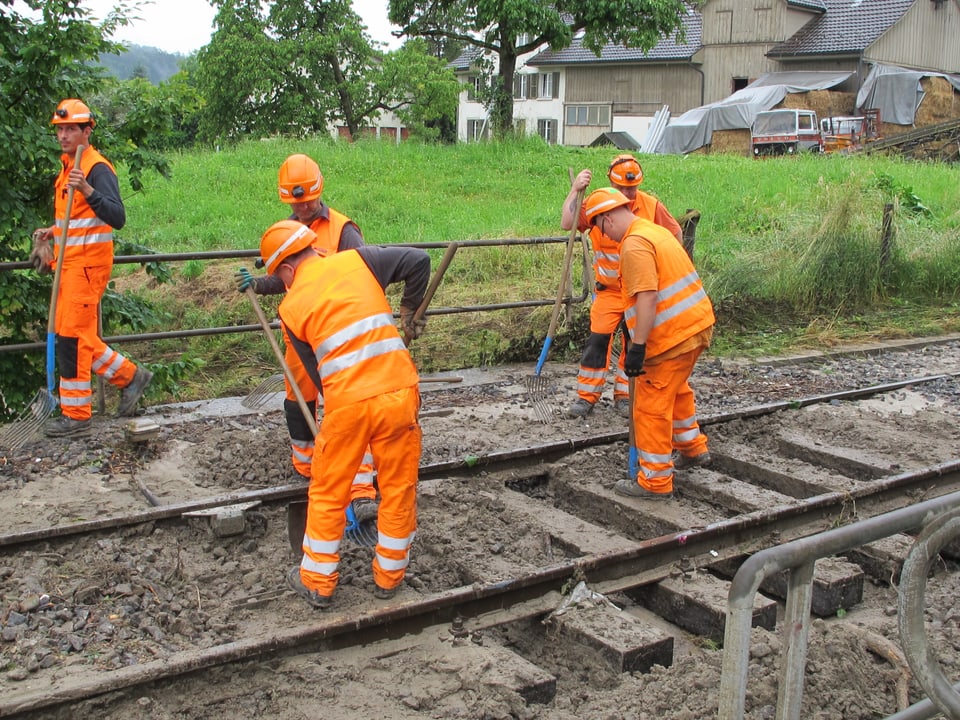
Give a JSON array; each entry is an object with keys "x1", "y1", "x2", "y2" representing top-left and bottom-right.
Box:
[{"x1": 96, "y1": 44, "x2": 186, "y2": 84}]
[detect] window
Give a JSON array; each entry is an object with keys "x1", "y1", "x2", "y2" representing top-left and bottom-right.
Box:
[
  {"x1": 565, "y1": 105, "x2": 610, "y2": 126},
  {"x1": 798, "y1": 114, "x2": 814, "y2": 131},
  {"x1": 513, "y1": 74, "x2": 533, "y2": 100},
  {"x1": 537, "y1": 118, "x2": 558, "y2": 144},
  {"x1": 538, "y1": 72, "x2": 560, "y2": 99},
  {"x1": 467, "y1": 119, "x2": 488, "y2": 141},
  {"x1": 466, "y1": 75, "x2": 484, "y2": 102},
  {"x1": 732, "y1": 77, "x2": 749, "y2": 93}
]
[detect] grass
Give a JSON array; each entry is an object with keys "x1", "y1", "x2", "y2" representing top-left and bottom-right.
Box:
[{"x1": 106, "y1": 136, "x2": 960, "y2": 402}]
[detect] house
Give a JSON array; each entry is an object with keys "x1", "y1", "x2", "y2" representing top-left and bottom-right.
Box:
[{"x1": 450, "y1": 0, "x2": 960, "y2": 149}]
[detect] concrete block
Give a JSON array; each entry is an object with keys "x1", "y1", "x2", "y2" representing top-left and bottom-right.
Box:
[
  {"x1": 844, "y1": 533, "x2": 913, "y2": 584},
  {"x1": 630, "y1": 569, "x2": 777, "y2": 645},
  {"x1": 549, "y1": 602, "x2": 673, "y2": 674}
]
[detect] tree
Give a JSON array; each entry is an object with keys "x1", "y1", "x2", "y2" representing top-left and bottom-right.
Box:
[
  {"x1": 388, "y1": 0, "x2": 694, "y2": 137},
  {"x1": 196, "y1": 0, "x2": 461, "y2": 142}
]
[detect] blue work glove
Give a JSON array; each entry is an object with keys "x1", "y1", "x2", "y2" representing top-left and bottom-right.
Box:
[
  {"x1": 624, "y1": 343, "x2": 646, "y2": 377},
  {"x1": 234, "y1": 267, "x2": 258, "y2": 293}
]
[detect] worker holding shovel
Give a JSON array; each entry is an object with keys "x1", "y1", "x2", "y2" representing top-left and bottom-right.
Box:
[
  {"x1": 582, "y1": 188, "x2": 714, "y2": 501},
  {"x1": 235, "y1": 154, "x2": 382, "y2": 523},
  {"x1": 29, "y1": 99, "x2": 152, "y2": 438},
  {"x1": 560, "y1": 154, "x2": 682, "y2": 420},
  {"x1": 257, "y1": 220, "x2": 429, "y2": 609}
]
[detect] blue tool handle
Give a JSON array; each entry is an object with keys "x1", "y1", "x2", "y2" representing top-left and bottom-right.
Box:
[
  {"x1": 46, "y1": 333, "x2": 56, "y2": 396},
  {"x1": 628, "y1": 446, "x2": 639, "y2": 479},
  {"x1": 344, "y1": 502, "x2": 359, "y2": 531},
  {"x1": 534, "y1": 337, "x2": 553, "y2": 376}
]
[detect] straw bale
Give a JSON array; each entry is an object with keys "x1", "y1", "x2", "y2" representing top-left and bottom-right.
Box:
[
  {"x1": 705, "y1": 129, "x2": 752, "y2": 156},
  {"x1": 783, "y1": 90, "x2": 855, "y2": 118},
  {"x1": 916, "y1": 76, "x2": 960, "y2": 125}
]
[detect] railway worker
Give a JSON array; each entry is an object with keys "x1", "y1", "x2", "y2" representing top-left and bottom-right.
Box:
[
  {"x1": 581, "y1": 187, "x2": 714, "y2": 500},
  {"x1": 29, "y1": 98, "x2": 153, "y2": 437},
  {"x1": 235, "y1": 154, "x2": 380, "y2": 525},
  {"x1": 561, "y1": 154, "x2": 683, "y2": 420},
  {"x1": 256, "y1": 220, "x2": 429, "y2": 608}
]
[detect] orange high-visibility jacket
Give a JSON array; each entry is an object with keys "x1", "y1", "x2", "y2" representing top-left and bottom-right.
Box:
[
  {"x1": 621, "y1": 218, "x2": 714, "y2": 358},
  {"x1": 54, "y1": 146, "x2": 115, "y2": 269},
  {"x1": 280, "y1": 250, "x2": 419, "y2": 413},
  {"x1": 582, "y1": 190, "x2": 681, "y2": 291},
  {"x1": 306, "y1": 207, "x2": 352, "y2": 255}
]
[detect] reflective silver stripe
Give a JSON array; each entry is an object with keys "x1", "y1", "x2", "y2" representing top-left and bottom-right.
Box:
[
  {"x1": 673, "y1": 428, "x2": 701, "y2": 443},
  {"x1": 654, "y1": 287, "x2": 708, "y2": 329},
  {"x1": 60, "y1": 217, "x2": 103, "y2": 229},
  {"x1": 264, "y1": 223, "x2": 311, "y2": 270},
  {"x1": 353, "y1": 471, "x2": 375, "y2": 485},
  {"x1": 578, "y1": 368, "x2": 606, "y2": 380},
  {"x1": 375, "y1": 554, "x2": 409, "y2": 571},
  {"x1": 65, "y1": 231, "x2": 112, "y2": 247},
  {"x1": 291, "y1": 438, "x2": 313, "y2": 450},
  {"x1": 60, "y1": 380, "x2": 91, "y2": 391},
  {"x1": 640, "y1": 448, "x2": 673, "y2": 465},
  {"x1": 303, "y1": 536, "x2": 341, "y2": 554},
  {"x1": 639, "y1": 465, "x2": 673, "y2": 480},
  {"x1": 300, "y1": 556, "x2": 338, "y2": 576},
  {"x1": 291, "y1": 446, "x2": 312, "y2": 463},
  {"x1": 576, "y1": 382, "x2": 599, "y2": 393},
  {"x1": 674, "y1": 414, "x2": 698, "y2": 428},
  {"x1": 316, "y1": 313, "x2": 393, "y2": 359},
  {"x1": 320, "y1": 338, "x2": 406, "y2": 379},
  {"x1": 92, "y1": 349, "x2": 126, "y2": 378},
  {"x1": 362, "y1": 452, "x2": 374, "y2": 465},
  {"x1": 378, "y1": 530, "x2": 415, "y2": 551},
  {"x1": 595, "y1": 251, "x2": 620, "y2": 263},
  {"x1": 588, "y1": 197, "x2": 625, "y2": 217},
  {"x1": 597, "y1": 268, "x2": 618, "y2": 281},
  {"x1": 59, "y1": 396, "x2": 90, "y2": 407}
]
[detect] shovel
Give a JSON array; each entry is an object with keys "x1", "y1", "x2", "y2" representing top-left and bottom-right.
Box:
[
  {"x1": 526, "y1": 172, "x2": 582, "y2": 424},
  {"x1": 0, "y1": 146, "x2": 82, "y2": 452}
]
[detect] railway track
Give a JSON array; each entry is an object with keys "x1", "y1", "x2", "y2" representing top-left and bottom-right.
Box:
[{"x1": 1, "y1": 349, "x2": 959, "y2": 718}]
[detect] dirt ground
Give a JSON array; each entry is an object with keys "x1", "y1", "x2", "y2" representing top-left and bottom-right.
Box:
[{"x1": 3, "y1": 345, "x2": 960, "y2": 719}]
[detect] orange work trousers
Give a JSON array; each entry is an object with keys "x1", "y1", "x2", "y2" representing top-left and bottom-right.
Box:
[
  {"x1": 281, "y1": 325, "x2": 376, "y2": 498},
  {"x1": 55, "y1": 265, "x2": 136, "y2": 420},
  {"x1": 576, "y1": 288, "x2": 628, "y2": 403},
  {"x1": 300, "y1": 386, "x2": 421, "y2": 596},
  {"x1": 631, "y1": 347, "x2": 709, "y2": 494}
]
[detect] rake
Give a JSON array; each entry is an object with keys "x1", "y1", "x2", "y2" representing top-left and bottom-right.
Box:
[
  {"x1": 1, "y1": 147, "x2": 82, "y2": 453},
  {"x1": 244, "y1": 288, "x2": 378, "y2": 548},
  {"x1": 525, "y1": 176, "x2": 582, "y2": 424}
]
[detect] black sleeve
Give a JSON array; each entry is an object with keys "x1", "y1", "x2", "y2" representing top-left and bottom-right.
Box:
[
  {"x1": 337, "y1": 222, "x2": 364, "y2": 251},
  {"x1": 356, "y1": 246, "x2": 431, "y2": 311},
  {"x1": 254, "y1": 274, "x2": 287, "y2": 295},
  {"x1": 85, "y1": 163, "x2": 126, "y2": 230}
]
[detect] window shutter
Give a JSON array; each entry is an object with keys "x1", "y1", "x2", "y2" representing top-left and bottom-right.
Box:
[{"x1": 552, "y1": 72, "x2": 560, "y2": 99}]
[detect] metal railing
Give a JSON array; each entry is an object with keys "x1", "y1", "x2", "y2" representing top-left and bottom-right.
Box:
[
  {"x1": 718, "y1": 486, "x2": 960, "y2": 720},
  {"x1": 0, "y1": 236, "x2": 591, "y2": 355}
]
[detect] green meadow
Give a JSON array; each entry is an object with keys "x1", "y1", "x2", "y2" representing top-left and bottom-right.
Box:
[{"x1": 111, "y1": 137, "x2": 960, "y2": 401}]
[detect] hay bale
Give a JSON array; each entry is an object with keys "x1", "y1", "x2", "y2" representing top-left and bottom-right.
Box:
[
  {"x1": 916, "y1": 76, "x2": 960, "y2": 125},
  {"x1": 706, "y1": 128, "x2": 752, "y2": 156},
  {"x1": 784, "y1": 90, "x2": 856, "y2": 118}
]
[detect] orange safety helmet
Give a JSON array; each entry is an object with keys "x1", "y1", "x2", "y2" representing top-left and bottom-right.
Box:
[
  {"x1": 607, "y1": 154, "x2": 643, "y2": 187},
  {"x1": 259, "y1": 220, "x2": 316, "y2": 274},
  {"x1": 278, "y1": 154, "x2": 323, "y2": 204},
  {"x1": 583, "y1": 187, "x2": 631, "y2": 225},
  {"x1": 51, "y1": 99, "x2": 96, "y2": 128}
]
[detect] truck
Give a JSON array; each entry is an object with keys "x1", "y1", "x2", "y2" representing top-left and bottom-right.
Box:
[{"x1": 750, "y1": 109, "x2": 823, "y2": 157}]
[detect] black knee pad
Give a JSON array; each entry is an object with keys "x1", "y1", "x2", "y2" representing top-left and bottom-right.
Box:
[
  {"x1": 55, "y1": 335, "x2": 79, "y2": 378},
  {"x1": 284, "y1": 399, "x2": 317, "y2": 442},
  {"x1": 581, "y1": 333, "x2": 611, "y2": 369}
]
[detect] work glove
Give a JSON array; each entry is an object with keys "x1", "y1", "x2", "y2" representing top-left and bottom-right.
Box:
[
  {"x1": 400, "y1": 306, "x2": 427, "y2": 341},
  {"x1": 234, "y1": 267, "x2": 259, "y2": 294},
  {"x1": 624, "y1": 343, "x2": 646, "y2": 377},
  {"x1": 29, "y1": 230, "x2": 53, "y2": 275}
]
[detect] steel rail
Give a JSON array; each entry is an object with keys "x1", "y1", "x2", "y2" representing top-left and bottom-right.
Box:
[
  {"x1": 1, "y1": 372, "x2": 954, "y2": 550},
  {"x1": 4, "y1": 458, "x2": 960, "y2": 718}
]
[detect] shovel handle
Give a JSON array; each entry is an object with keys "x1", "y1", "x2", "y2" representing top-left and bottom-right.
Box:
[
  {"x1": 405, "y1": 242, "x2": 458, "y2": 346},
  {"x1": 245, "y1": 287, "x2": 318, "y2": 437}
]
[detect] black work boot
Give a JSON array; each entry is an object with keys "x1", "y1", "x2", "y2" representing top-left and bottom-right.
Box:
[
  {"x1": 117, "y1": 368, "x2": 153, "y2": 417},
  {"x1": 44, "y1": 416, "x2": 92, "y2": 438}
]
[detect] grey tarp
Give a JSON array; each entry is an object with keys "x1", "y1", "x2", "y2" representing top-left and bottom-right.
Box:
[
  {"x1": 856, "y1": 63, "x2": 960, "y2": 126},
  {"x1": 653, "y1": 71, "x2": 852, "y2": 155}
]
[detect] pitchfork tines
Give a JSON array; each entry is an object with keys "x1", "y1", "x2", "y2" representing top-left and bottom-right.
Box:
[{"x1": 0, "y1": 390, "x2": 57, "y2": 454}]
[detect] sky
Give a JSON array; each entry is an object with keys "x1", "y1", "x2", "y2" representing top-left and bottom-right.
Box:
[{"x1": 68, "y1": 0, "x2": 403, "y2": 55}]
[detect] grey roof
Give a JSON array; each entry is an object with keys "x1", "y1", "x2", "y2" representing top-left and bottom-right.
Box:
[
  {"x1": 768, "y1": 0, "x2": 915, "y2": 57},
  {"x1": 449, "y1": 46, "x2": 484, "y2": 73},
  {"x1": 787, "y1": 0, "x2": 827, "y2": 12},
  {"x1": 527, "y1": 11, "x2": 701, "y2": 66},
  {"x1": 589, "y1": 131, "x2": 640, "y2": 150}
]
